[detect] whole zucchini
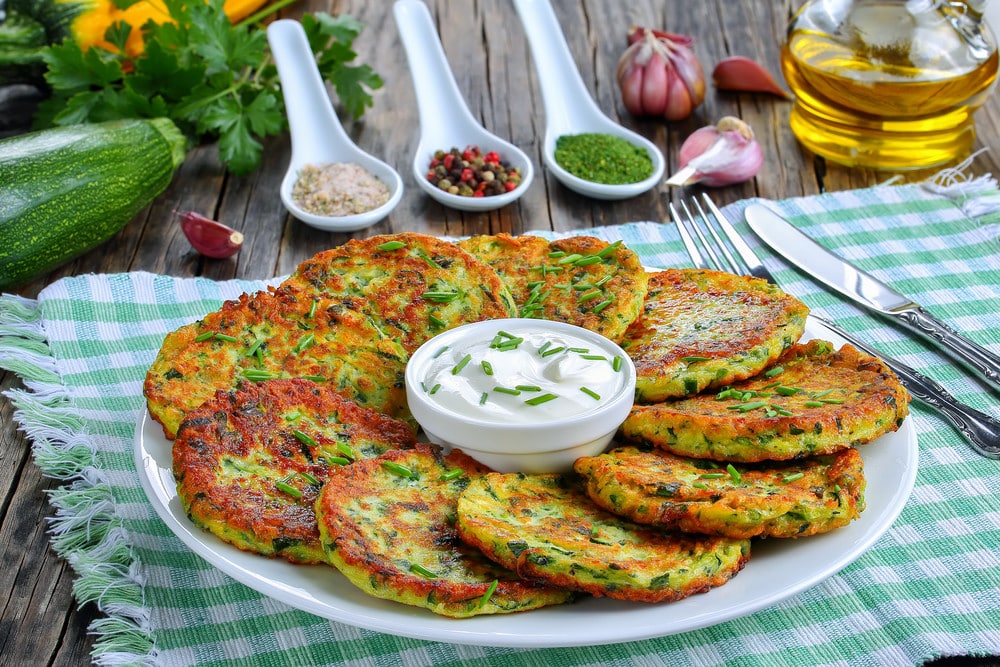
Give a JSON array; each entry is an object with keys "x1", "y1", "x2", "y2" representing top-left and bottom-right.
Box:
[{"x1": 0, "y1": 117, "x2": 186, "y2": 290}]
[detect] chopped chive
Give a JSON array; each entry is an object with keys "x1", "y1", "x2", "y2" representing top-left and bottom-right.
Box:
[
  {"x1": 568, "y1": 347, "x2": 589, "y2": 353},
  {"x1": 325, "y1": 455, "x2": 351, "y2": 466},
  {"x1": 540, "y1": 345, "x2": 565, "y2": 357},
  {"x1": 572, "y1": 282, "x2": 593, "y2": 291},
  {"x1": 495, "y1": 338, "x2": 523, "y2": 351},
  {"x1": 726, "y1": 400, "x2": 768, "y2": 412},
  {"x1": 524, "y1": 393, "x2": 558, "y2": 406},
  {"x1": 774, "y1": 385, "x2": 802, "y2": 396},
  {"x1": 245, "y1": 338, "x2": 264, "y2": 357},
  {"x1": 548, "y1": 250, "x2": 567, "y2": 258},
  {"x1": 764, "y1": 366, "x2": 784, "y2": 378},
  {"x1": 429, "y1": 383, "x2": 441, "y2": 395},
  {"x1": 782, "y1": 472, "x2": 805, "y2": 483},
  {"x1": 592, "y1": 299, "x2": 613, "y2": 313},
  {"x1": 574, "y1": 255, "x2": 602, "y2": 266},
  {"x1": 194, "y1": 331, "x2": 215, "y2": 342},
  {"x1": 214, "y1": 333, "x2": 238, "y2": 343},
  {"x1": 452, "y1": 353, "x2": 472, "y2": 375},
  {"x1": 409, "y1": 563, "x2": 437, "y2": 579},
  {"x1": 479, "y1": 579, "x2": 499, "y2": 608},
  {"x1": 612, "y1": 356, "x2": 623, "y2": 372},
  {"x1": 593, "y1": 275, "x2": 613, "y2": 288},
  {"x1": 692, "y1": 482, "x2": 709, "y2": 490},
  {"x1": 417, "y1": 249, "x2": 441, "y2": 269},
  {"x1": 578, "y1": 289, "x2": 602, "y2": 303},
  {"x1": 581, "y1": 354, "x2": 608, "y2": 361},
  {"x1": 557, "y1": 253, "x2": 583, "y2": 265},
  {"x1": 421, "y1": 290, "x2": 460, "y2": 303},
  {"x1": 377, "y1": 240, "x2": 407, "y2": 251},
  {"x1": 803, "y1": 400, "x2": 824, "y2": 408},
  {"x1": 515, "y1": 385, "x2": 542, "y2": 392},
  {"x1": 595, "y1": 240, "x2": 622, "y2": 258},
  {"x1": 538, "y1": 341, "x2": 552, "y2": 355},
  {"x1": 299, "y1": 471, "x2": 320, "y2": 485},
  {"x1": 699, "y1": 472, "x2": 725, "y2": 479},
  {"x1": 381, "y1": 461, "x2": 418, "y2": 479},
  {"x1": 302, "y1": 375, "x2": 326, "y2": 382},
  {"x1": 292, "y1": 430, "x2": 317, "y2": 447},
  {"x1": 493, "y1": 386, "x2": 521, "y2": 395},
  {"x1": 681, "y1": 356, "x2": 710, "y2": 363},
  {"x1": 580, "y1": 387, "x2": 601, "y2": 400},
  {"x1": 727, "y1": 464, "x2": 742, "y2": 483},
  {"x1": 771, "y1": 405, "x2": 794, "y2": 416},
  {"x1": 433, "y1": 345, "x2": 449, "y2": 359},
  {"x1": 441, "y1": 468, "x2": 465, "y2": 481},
  {"x1": 820, "y1": 398, "x2": 845, "y2": 404},
  {"x1": 275, "y1": 481, "x2": 302, "y2": 499},
  {"x1": 242, "y1": 369, "x2": 279, "y2": 382},
  {"x1": 479, "y1": 391, "x2": 489, "y2": 405},
  {"x1": 761, "y1": 381, "x2": 782, "y2": 389},
  {"x1": 336, "y1": 442, "x2": 357, "y2": 460},
  {"x1": 526, "y1": 280, "x2": 545, "y2": 290},
  {"x1": 497, "y1": 330, "x2": 517, "y2": 339},
  {"x1": 812, "y1": 388, "x2": 836, "y2": 398},
  {"x1": 293, "y1": 333, "x2": 315, "y2": 353},
  {"x1": 296, "y1": 320, "x2": 312, "y2": 330},
  {"x1": 429, "y1": 313, "x2": 446, "y2": 329},
  {"x1": 480, "y1": 360, "x2": 494, "y2": 376},
  {"x1": 307, "y1": 298, "x2": 318, "y2": 318}
]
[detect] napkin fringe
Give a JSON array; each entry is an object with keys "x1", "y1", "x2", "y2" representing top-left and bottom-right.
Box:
[
  {"x1": 922, "y1": 149, "x2": 1000, "y2": 217},
  {"x1": 0, "y1": 294, "x2": 155, "y2": 667}
]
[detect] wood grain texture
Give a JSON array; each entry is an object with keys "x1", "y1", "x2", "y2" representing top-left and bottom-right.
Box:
[{"x1": 2, "y1": 0, "x2": 998, "y2": 663}]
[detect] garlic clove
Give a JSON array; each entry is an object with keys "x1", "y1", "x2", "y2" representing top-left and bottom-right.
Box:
[
  {"x1": 177, "y1": 210, "x2": 244, "y2": 258},
  {"x1": 712, "y1": 56, "x2": 792, "y2": 99},
  {"x1": 666, "y1": 116, "x2": 763, "y2": 187}
]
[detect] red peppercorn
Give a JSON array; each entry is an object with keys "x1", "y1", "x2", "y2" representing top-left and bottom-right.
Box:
[
  {"x1": 473, "y1": 190, "x2": 485, "y2": 197},
  {"x1": 444, "y1": 154, "x2": 455, "y2": 170},
  {"x1": 462, "y1": 147, "x2": 476, "y2": 161},
  {"x1": 460, "y1": 168, "x2": 474, "y2": 182},
  {"x1": 484, "y1": 151, "x2": 500, "y2": 164},
  {"x1": 504, "y1": 180, "x2": 517, "y2": 192}
]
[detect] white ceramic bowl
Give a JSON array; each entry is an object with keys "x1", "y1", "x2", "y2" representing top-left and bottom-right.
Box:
[{"x1": 405, "y1": 318, "x2": 636, "y2": 473}]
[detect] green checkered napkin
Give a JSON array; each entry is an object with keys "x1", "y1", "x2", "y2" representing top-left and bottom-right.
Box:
[{"x1": 2, "y1": 179, "x2": 998, "y2": 666}]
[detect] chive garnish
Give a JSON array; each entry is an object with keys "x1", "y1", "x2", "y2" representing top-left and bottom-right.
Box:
[
  {"x1": 275, "y1": 481, "x2": 302, "y2": 499},
  {"x1": 524, "y1": 393, "x2": 558, "y2": 406},
  {"x1": 292, "y1": 429, "x2": 317, "y2": 447},
  {"x1": 574, "y1": 255, "x2": 603, "y2": 266},
  {"x1": 538, "y1": 341, "x2": 552, "y2": 355},
  {"x1": 293, "y1": 333, "x2": 314, "y2": 353},
  {"x1": 782, "y1": 472, "x2": 804, "y2": 483},
  {"x1": 245, "y1": 338, "x2": 263, "y2": 357},
  {"x1": 764, "y1": 366, "x2": 784, "y2": 378},
  {"x1": 774, "y1": 385, "x2": 801, "y2": 396},
  {"x1": 325, "y1": 455, "x2": 351, "y2": 466},
  {"x1": 409, "y1": 563, "x2": 437, "y2": 579},
  {"x1": 301, "y1": 375, "x2": 326, "y2": 382},
  {"x1": 578, "y1": 289, "x2": 602, "y2": 303},
  {"x1": 568, "y1": 347, "x2": 589, "y2": 353},
  {"x1": 515, "y1": 385, "x2": 542, "y2": 392},
  {"x1": 548, "y1": 250, "x2": 567, "y2": 258},
  {"x1": 377, "y1": 240, "x2": 407, "y2": 251},
  {"x1": 681, "y1": 356, "x2": 710, "y2": 363},
  {"x1": 727, "y1": 464, "x2": 742, "y2": 483},
  {"x1": 581, "y1": 354, "x2": 608, "y2": 361},
  {"x1": 381, "y1": 461, "x2": 418, "y2": 479},
  {"x1": 804, "y1": 400, "x2": 824, "y2": 408},
  {"x1": 416, "y1": 249, "x2": 441, "y2": 269},
  {"x1": 580, "y1": 387, "x2": 601, "y2": 400},
  {"x1": 727, "y1": 400, "x2": 768, "y2": 412},
  {"x1": 595, "y1": 240, "x2": 622, "y2": 258},
  {"x1": 820, "y1": 398, "x2": 845, "y2": 404},
  {"x1": 452, "y1": 353, "x2": 472, "y2": 375},
  {"x1": 540, "y1": 345, "x2": 565, "y2": 357},
  {"x1": 480, "y1": 360, "x2": 494, "y2": 376},
  {"x1": 194, "y1": 331, "x2": 215, "y2": 342},
  {"x1": 479, "y1": 392, "x2": 489, "y2": 405},
  {"x1": 242, "y1": 369, "x2": 279, "y2": 382},
  {"x1": 692, "y1": 482, "x2": 709, "y2": 490},
  {"x1": 493, "y1": 386, "x2": 521, "y2": 395},
  {"x1": 497, "y1": 330, "x2": 517, "y2": 339},
  {"x1": 299, "y1": 471, "x2": 320, "y2": 485},
  {"x1": 422, "y1": 290, "x2": 460, "y2": 303},
  {"x1": 593, "y1": 275, "x2": 613, "y2": 288},
  {"x1": 429, "y1": 313, "x2": 446, "y2": 329},
  {"x1": 214, "y1": 333, "x2": 238, "y2": 343},
  {"x1": 441, "y1": 468, "x2": 465, "y2": 481},
  {"x1": 557, "y1": 253, "x2": 583, "y2": 265},
  {"x1": 433, "y1": 345, "x2": 449, "y2": 358},
  {"x1": 479, "y1": 579, "x2": 498, "y2": 608},
  {"x1": 612, "y1": 356, "x2": 623, "y2": 372},
  {"x1": 336, "y1": 442, "x2": 356, "y2": 460},
  {"x1": 699, "y1": 472, "x2": 725, "y2": 479},
  {"x1": 812, "y1": 388, "x2": 836, "y2": 398},
  {"x1": 429, "y1": 383, "x2": 441, "y2": 395},
  {"x1": 592, "y1": 299, "x2": 613, "y2": 313}
]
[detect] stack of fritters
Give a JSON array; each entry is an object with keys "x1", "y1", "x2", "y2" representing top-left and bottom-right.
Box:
[{"x1": 148, "y1": 233, "x2": 911, "y2": 618}]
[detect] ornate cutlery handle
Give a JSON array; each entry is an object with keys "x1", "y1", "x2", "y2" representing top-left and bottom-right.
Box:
[{"x1": 892, "y1": 306, "x2": 1000, "y2": 394}]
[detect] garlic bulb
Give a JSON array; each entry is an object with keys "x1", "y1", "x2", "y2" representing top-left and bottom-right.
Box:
[
  {"x1": 666, "y1": 117, "x2": 763, "y2": 187},
  {"x1": 617, "y1": 26, "x2": 705, "y2": 121}
]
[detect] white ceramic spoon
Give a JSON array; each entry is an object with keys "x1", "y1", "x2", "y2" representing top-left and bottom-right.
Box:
[
  {"x1": 267, "y1": 19, "x2": 403, "y2": 232},
  {"x1": 512, "y1": 0, "x2": 665, "y2": 200},
  {"x1": 393, "y1": 0, "x2": 534, "y2": 212}
]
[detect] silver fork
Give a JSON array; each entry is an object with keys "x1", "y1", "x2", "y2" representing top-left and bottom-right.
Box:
[{"x1": 670, "y1": 193, "x2": 1000, "y2": 459}]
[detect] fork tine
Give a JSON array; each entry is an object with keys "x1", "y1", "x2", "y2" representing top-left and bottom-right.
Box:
[
  {"x1": 690, "y1": 197, "x2": 742, "y2": 275},
  {"x1": 670, "y1": 202, "x2": 710, "y2": 270},
  {"x1": 700, "y1": 194, "x2": 767, "y2": 279}
]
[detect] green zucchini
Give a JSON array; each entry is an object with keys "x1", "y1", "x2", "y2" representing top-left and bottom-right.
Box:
[{"x1": 0, "y1": 117, "x2": 187, "y2": 290}]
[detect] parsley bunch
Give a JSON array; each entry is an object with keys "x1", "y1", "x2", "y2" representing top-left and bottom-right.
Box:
[{"x1": 35, "y1": 0, "x2": 383, "y2": 174}]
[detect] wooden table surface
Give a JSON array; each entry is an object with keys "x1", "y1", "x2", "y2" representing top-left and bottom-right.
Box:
[{"x1": 2, "y1": 0, "x2": 998, "y2": 663}]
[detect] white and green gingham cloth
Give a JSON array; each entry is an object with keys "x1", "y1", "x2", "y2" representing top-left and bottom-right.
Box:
[{"x1": 1, "y1": 180, "x2": 998, "y2": 666}]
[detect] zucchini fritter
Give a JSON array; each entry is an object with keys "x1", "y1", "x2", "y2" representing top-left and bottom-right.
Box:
[
  {"x1": 281, "y1": 232, "x2": 517, "y2": 353},
  {"x1": 315, "y1": 445, "x2": 574, "y2": 617},
  {"x1": 145, "y1": 286, "x2": 411, "y2": 439},
  {"x1": 172, "y1": 379, "x2": 416, "y2": 564},
  {"x1": 620, "y1": 269, "x2": 809, "y2": 402},
  {"x1": 456, "y1": 472, "x2": 750, "y2": 603},
  {"x1": 621, "y1": 339, "x2": 910, "y2": 462},
  {"x1": 575, "y1": 446, "x2": 866, "y2": 538},
  {"x1": 458, "y1": 234, "x2": 648, "y2": 342}
]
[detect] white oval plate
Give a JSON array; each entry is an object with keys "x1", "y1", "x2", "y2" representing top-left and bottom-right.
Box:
[{"x1": 134, "y1": 317, "x2": 918, "y2": 648}]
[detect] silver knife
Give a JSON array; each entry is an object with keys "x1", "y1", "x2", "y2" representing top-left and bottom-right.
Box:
[{"x1": 745, "y1": 203, "x2": 1000, "y2": 394}]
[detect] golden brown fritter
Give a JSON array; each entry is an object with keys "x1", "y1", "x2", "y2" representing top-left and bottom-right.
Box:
[
  {"x1": 172, "y1": 379, "x2": 416, "y2": 564},
  {"x1": 456, "y1": 472, "x2": 751, "y2": 603},
  {"x1": 315, "y1": 445, "x2": 574, "y2": 617},
  {"x1": 458, "y1": 233, "x2": 648, "y2": 342},
  {"x1": 281, "y1": 232, "x2": 517, "y2": 353},
  {"x1": 620, "y1": 269, "x2": 809, "y2": 402},
  {"x1": 145, "y1": 286, "x2": 411, "y2": 440},
  {"x1": 574, "y1": 445, "x2": 866, "y2": 539},
  {"x1": 620, "y1": 339, "x2": 910, "y2": 462}
]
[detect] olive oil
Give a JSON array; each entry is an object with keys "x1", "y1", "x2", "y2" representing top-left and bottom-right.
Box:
[{"x1": 781, "y1": 0, "x2": 998, "y2": 170}]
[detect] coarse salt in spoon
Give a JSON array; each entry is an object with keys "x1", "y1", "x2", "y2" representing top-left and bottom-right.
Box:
[
  {"x1": 513, "y1": 0, "x2": 665, "y2": 200},
  {"x1": 267, "y1": 19, "x2": 403, "y2": 232},
  {"x1": 394, "y1": 0, "x2": 534, "y2": 212}
]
